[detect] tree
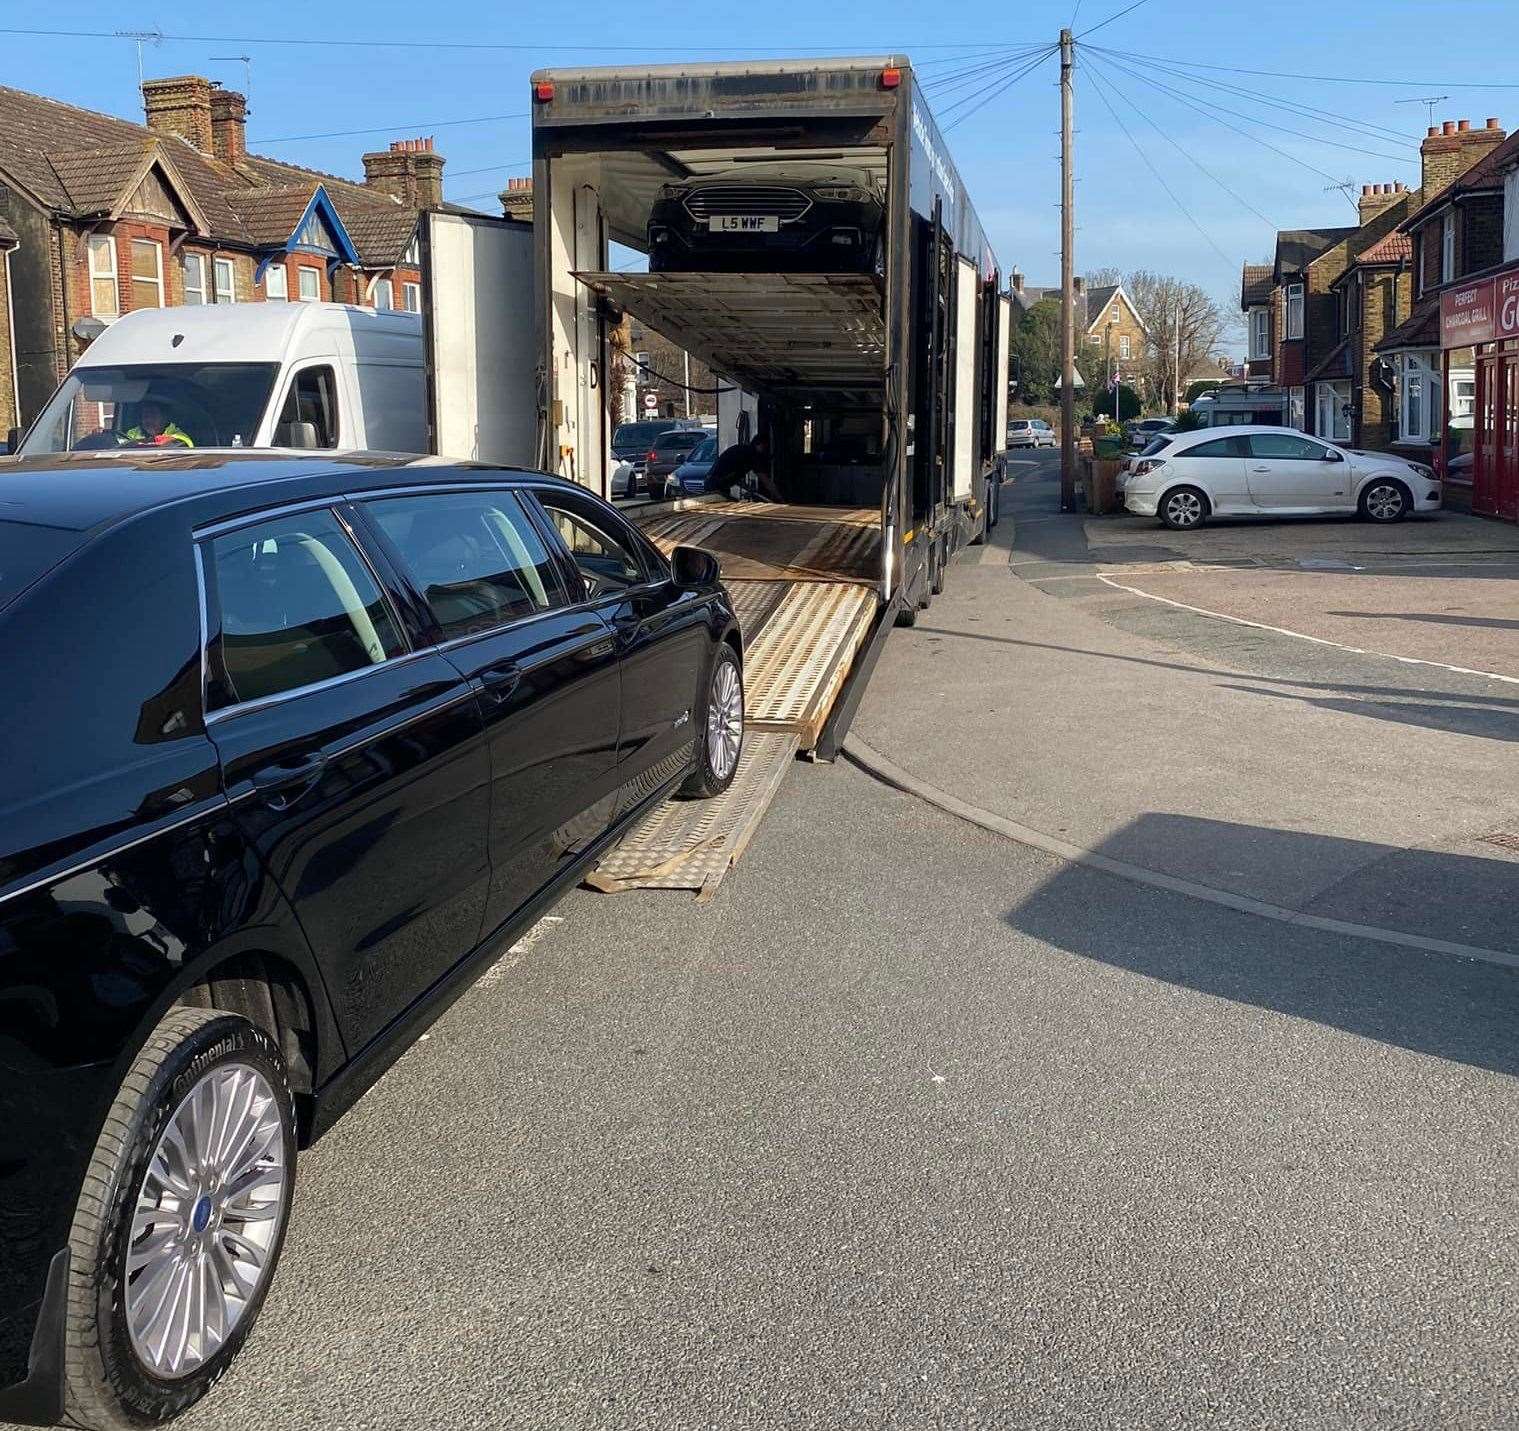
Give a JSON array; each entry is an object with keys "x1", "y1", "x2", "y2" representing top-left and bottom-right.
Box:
[
  {"x1": 1008, "y1": 296, "x2": 1062, "y2": 405},
  {"x1": 1091, "y1": 382, "x2": 1141, "y2": 421},
  {"x1": 1077, "y1": 268, "x2": 1235, "y2": 415}
]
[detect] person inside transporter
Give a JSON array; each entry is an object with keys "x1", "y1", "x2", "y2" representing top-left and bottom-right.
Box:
[{"x1": 707, "y1": 432, "x2": 780, "y2": 501}]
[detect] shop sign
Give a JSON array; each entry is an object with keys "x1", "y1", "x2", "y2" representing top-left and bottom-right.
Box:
[{"x1": 1441, "y1": 276, "x2": 1495, "y2": 347}]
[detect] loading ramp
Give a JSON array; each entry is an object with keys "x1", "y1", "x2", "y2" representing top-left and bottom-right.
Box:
[{"x1": 589, "y1": 500, "x2": 883, "y2": 898}]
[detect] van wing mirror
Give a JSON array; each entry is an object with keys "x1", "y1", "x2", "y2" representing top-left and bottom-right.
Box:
[
  {"x1": 278, "y1": 420, "x2": 320, "y2": 449},
  {"x1": 671, "y1": 544, "x2": 721, "y2": 590}
]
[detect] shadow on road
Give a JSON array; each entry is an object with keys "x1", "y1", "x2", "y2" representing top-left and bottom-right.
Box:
[
  {"x1": 1325, "y1": 610, "x2": 1519, "y2": 629},
  {"x1": 1222, "y1": 682, "x2": 1519, "y2": 743},
  {"x1": 1005, "y1": 813, "x2": 1519, "y2": 1078}
]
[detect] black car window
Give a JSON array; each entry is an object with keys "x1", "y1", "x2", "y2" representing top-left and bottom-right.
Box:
[
  {"x1": 275, "y1": 366, "x2": 338, "y2": 448},
  {"x1": 653, "y1": 430, "x2": 705, "y2": 453},
  {"x1": 689, "y1": 437, "x2": 717, "y2": 462},
  {"x1": 536, "y1": 496, "x2": 648, "y2": 597},
  {"x1": 1176, "y1": 436, "x2": 1248, "y2": 459},
  {"x1": 207, "y1": 509, "x2": 405, "y2": 709},
  {"x1": 365, "y1": 490, "x2": 565, "y2": 640},
  {"x1": 1247, "y1": 432, "x2": 1330, "y2": 461}
]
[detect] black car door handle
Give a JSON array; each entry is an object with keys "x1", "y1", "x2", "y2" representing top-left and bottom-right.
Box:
[
  {"x1": 479, "y1": 662, "x2": 523, "y2": 704},
  {"x1": 250, "y1": 751, "x2": 327, "y2": 807}
]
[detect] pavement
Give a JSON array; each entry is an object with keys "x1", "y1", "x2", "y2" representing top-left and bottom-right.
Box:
[
  {"x1": 850, "y1": 451, "x2": 1519, "y2": 958},
  {"x1": 164, "y1": 756, "x2": 1519, "y2": 1431}
]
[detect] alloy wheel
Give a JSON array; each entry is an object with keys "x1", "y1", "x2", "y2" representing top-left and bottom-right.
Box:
[
  {"x1": 1365, "y1": 483, "x2": 1405, "y2": 521},
  {"x1": 1165, "y1": 490, "x2": 1203, "y2": 527},
  {"x1": 707, "y1": 658, "x2": 743, "y2": 782},
  {"x1": 125, "y1": 1063, "x2": 289, "y2": 1379}
]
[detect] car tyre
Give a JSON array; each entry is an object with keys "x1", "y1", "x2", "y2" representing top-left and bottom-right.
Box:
[
  {"x1": 61, "y1": 1006, "x2": 296, "y2": 1431},
  {"x1": 1359, "y1": 478, "x2": 1410, "y2": 523},
  {"x1": 1158, "y1": 485, "x2": 1209, "y2": 531},
  {"x1": 682, "y1": 643, "x2": 744, "y2": 798}
]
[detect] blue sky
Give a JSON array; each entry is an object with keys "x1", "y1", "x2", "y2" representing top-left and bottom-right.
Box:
[{"x1": 9, "y1": 0, "x2": 1519, "y2": 351}]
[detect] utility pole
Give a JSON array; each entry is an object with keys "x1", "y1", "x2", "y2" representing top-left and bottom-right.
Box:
[
  {"x1": 1059, "y1": 27, "x2": 1077, "y2": 512},
  {"x1": 1173, "y1": 294, "x2": 1182, "y2": 416}
]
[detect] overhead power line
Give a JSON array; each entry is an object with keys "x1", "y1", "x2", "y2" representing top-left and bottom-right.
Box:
[
  {"x1": 923, "y1": 46, "x2": 1053, "y2": 96},
  {"x1": 1097, "y1": 52, "x2": 1417, "y2": 168},
  {"x1": 1077, "y1": 0, "x2": 1156, "y2": 39},
  {"x1": 0, "y1": 25, "x2": 1040, "y2": 54},
  {"x1": 255, "y1": 113, "x2": 528, "y2": 144},
  {"x1": 1102, "y1": 46, "x2": 1519, "y2": 90},
  {"x1": 1086, "y1": 54, "x2": 1276, "y2": 230},
  {"x1": 1082, "y1": 63, "x2": 1233, "y2": 265},
  {"x1": 1088, "y1": 44, "x2": 1417, "y2": 148},
  {"x1": 940, "y1": 46, "x2": 1060, "y2": 134}
]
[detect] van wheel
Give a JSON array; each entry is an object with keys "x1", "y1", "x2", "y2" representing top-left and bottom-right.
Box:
[
  {"x1": 1360, "y1": 479, "x2": 1410, "y2": 523},
  {"x1": 62, "y1": 1008, "x2": 297, "y2": 1430},
  {"x1": 682, "y1": 644, "x2": 744, "y2": 798}
]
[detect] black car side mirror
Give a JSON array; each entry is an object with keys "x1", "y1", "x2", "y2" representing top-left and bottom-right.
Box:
[
  {"x1": 4, "y1": 427, "x2": 19, "y2": 455},
  {"x1": 671, "y1": 544, "x2": 720, "y2": 589}
]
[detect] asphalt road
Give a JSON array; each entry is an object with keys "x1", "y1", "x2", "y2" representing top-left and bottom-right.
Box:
[{"x1": 163, "y1": 752, "x2": 1518, "y2": 1431}]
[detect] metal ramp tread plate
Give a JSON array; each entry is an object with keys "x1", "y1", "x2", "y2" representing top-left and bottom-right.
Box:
[
  {"x1": 638, "y1": 508, "x2": 881, "y2": 587},
  {"x1": 575, "y1": 271, "x2": 886, "y2": 399},
  {"x1": 587, "y1": 732, "x2": 799, "y2": 900},
  {"x1": 743, "y1": 581, "x2": 878, "y2": 748},
  {"x1": 722, "y1": 579, "x2": 791, "y2": 644}
]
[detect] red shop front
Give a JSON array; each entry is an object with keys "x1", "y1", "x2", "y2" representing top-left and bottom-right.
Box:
[{"x1": 1442, "y1": 268, "x2": 1519, "y2": 522}]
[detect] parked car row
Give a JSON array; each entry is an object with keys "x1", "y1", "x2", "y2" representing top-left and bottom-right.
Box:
[{"x1": 1123, "y1": 425, "x2": 1440, "y2": 529}]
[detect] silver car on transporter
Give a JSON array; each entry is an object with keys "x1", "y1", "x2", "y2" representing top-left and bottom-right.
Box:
[{"x1": 1123, "y1": 425, "x2": 1441, "y2": 530}]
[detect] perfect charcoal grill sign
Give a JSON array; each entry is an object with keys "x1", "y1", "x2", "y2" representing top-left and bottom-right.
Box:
[{"x1": 1441, "y1": 278, "x2": 1498, "y2": 346}]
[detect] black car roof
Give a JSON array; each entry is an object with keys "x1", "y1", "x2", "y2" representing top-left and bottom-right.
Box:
[{"x1": 0, "y1": 452, "x2": 579, "y2": 535}]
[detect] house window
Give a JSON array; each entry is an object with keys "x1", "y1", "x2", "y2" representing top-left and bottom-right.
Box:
[
  {"x1": 1118, "y1": 333, "x2": 1131, "y2": 360},
  {"x1": 1452, "y1": 373, "x2": 1476, "y2": 420},
  {"x1": 1400, "y1": 352, "x2": 1442, "y2": 443},
  {"x1": 1441, "y1": 212, "x2": 1456, "y2": 284},
  {"x1": 1315, "y1": 381, "x2": 1350, "y2": 442},
  {"x1": 1288, "y1": 386, "x2": 1305, "y2": 431},
  {"x1": 130, "y1": 239, "x2": 163, "y2": 310},
  {"x1": 1286, "y1": 283, "x2": 1304, "y2": 340},
  {"x1": 213, "y1": 257, "x2": 236, "y2": 303},
  {"x1": 402, "y1": 282, "x2": 421, "y2": 313},
  {"x1": 87, "y1": 234, "x2": 119, "y2": 318},
  {"x1": 1249, "y1": 309, "x2": 1269, "y2": 361},
  {"x1": 369, "y1": 275, "x2": 393, "y2": 310},
  {"x1": 182, "y1": 253, "x2": 207, "y2": 305},
  {"x1": 265, "y1": 262, "x2": 288, "y2": 301},
  {"x1": 297, "y1": 266, "x2": 320, "y2": 302}
]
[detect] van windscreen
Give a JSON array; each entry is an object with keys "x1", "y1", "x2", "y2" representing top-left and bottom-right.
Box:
[{"x1": 19, "y1": 362, "x2": 281, "y2": 455}]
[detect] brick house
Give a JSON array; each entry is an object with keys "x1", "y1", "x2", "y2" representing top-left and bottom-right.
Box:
[
  {"x1": 0, "y1": 75, "x2": 448, "y2": 433},
  {"x1": 1374, "y1": 120, "x2": 1515, "y2": 481},
  {"x1": 1240, "y1": 264, "x2": 1273, "y2": 380},
  {"x1": 1008, "y1": 270, "x2": 1147, "y2": 391}
]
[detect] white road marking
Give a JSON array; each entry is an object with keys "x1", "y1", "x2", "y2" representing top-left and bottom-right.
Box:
[
  {"x1": 480, "y1": 915, "x2": 565, "y2": 987},
  {"x1": 1097, "y1": 574, "x2": 1519, "y2": 687}
]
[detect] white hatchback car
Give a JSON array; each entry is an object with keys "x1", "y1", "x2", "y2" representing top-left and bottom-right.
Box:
[{"x1": 1123, "y1": 425, "x2": 1440, "y2": 529}]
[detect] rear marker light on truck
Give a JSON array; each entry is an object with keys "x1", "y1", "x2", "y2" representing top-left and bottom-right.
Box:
[
  {"x1": 533, "y1": 81, "x2": 555, "y2": 102},
  {"x1": 880, "y1": 67, "x2": 902, "y2": 89}
]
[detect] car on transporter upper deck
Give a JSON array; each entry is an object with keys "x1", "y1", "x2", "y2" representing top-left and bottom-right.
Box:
[{"x1": 0, "y1": 451, "x2": 744, "y2": 1429}]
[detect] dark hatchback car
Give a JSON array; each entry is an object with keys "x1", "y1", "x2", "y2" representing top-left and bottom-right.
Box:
[
  {"x1": 0, "y1": 455, "x2": 745, "y2": 1429},
  {"x1": 643, "y1": 428, "x2": 711, "y2": 496},
  {"x1": 648, "y1": 162, "x2": 886, "y2": 275}
]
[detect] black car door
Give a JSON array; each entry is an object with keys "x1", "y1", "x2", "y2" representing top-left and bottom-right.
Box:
[
  {"x1": 355, "y1": 486, "x2": 622, "y2": 935},
  {"x1": 200, "y1": 503, "x2": 491, "y2": 1051},
  {"x1": 529, "y1": 487, "x2": 712, "y2": 803}
]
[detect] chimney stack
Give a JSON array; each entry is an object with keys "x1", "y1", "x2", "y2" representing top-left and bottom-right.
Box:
[
  {"x1": 141, "y1": 75, "x2": 214, "y2": 153},
  {"x1": 1073, "y1": 274, "x2": 1085, "y2": 295},
  {"x1": 1421, "y1": 116, "x2": 1507, "y2": 196},
  {"x1": 1358, "y1": 181, "x2": 1405, "y2": 226},
  {"x1": 363, "y1": 137, "x2": 446, "y2": 210},
  {"x1": 498, "y1": 176, "x2": 533, "y2": 221},
  {"x1": 209, "y1": 88, "x2": 247, "y2": 167},
  {"x1": 1011, "y1": 267, "x2": 1024, "y2": 295}
]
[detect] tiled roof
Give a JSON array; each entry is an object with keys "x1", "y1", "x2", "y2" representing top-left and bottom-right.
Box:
[
  {"x1": 1241, "y1": 263, "x2": 1273, "y2": 308},
  {"x1": 0, "y1": 80, "x2": 432, "y2": 266},
  {"x1": 1375, "y1": 293, "x2": 1440, "y2": 352},
  {"x1": 1275, "y1": 227, "x2": 1357, "y2": 278},
  {"x1": 1084, "y1": 284, "x2": 1120, "y2": 326},
  {"x1": 1358, "y1": 230, "x2": 1413, "y2": 263},
  {"x1": 1400, "y1": 128, "x2": 1519, "y2": 232},
  {"x1": 340, "y1": 204, "x2": 419, "y2": 266}
]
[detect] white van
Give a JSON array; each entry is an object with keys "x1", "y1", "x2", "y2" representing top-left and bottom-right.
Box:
[{"x1": 13, "y1": 302, "x2": 426, "y2": 457}]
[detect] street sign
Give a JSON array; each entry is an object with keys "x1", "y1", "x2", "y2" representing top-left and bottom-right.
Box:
[{"x1": 642, "y1": 391, "x2": 658, "y2": 412}]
